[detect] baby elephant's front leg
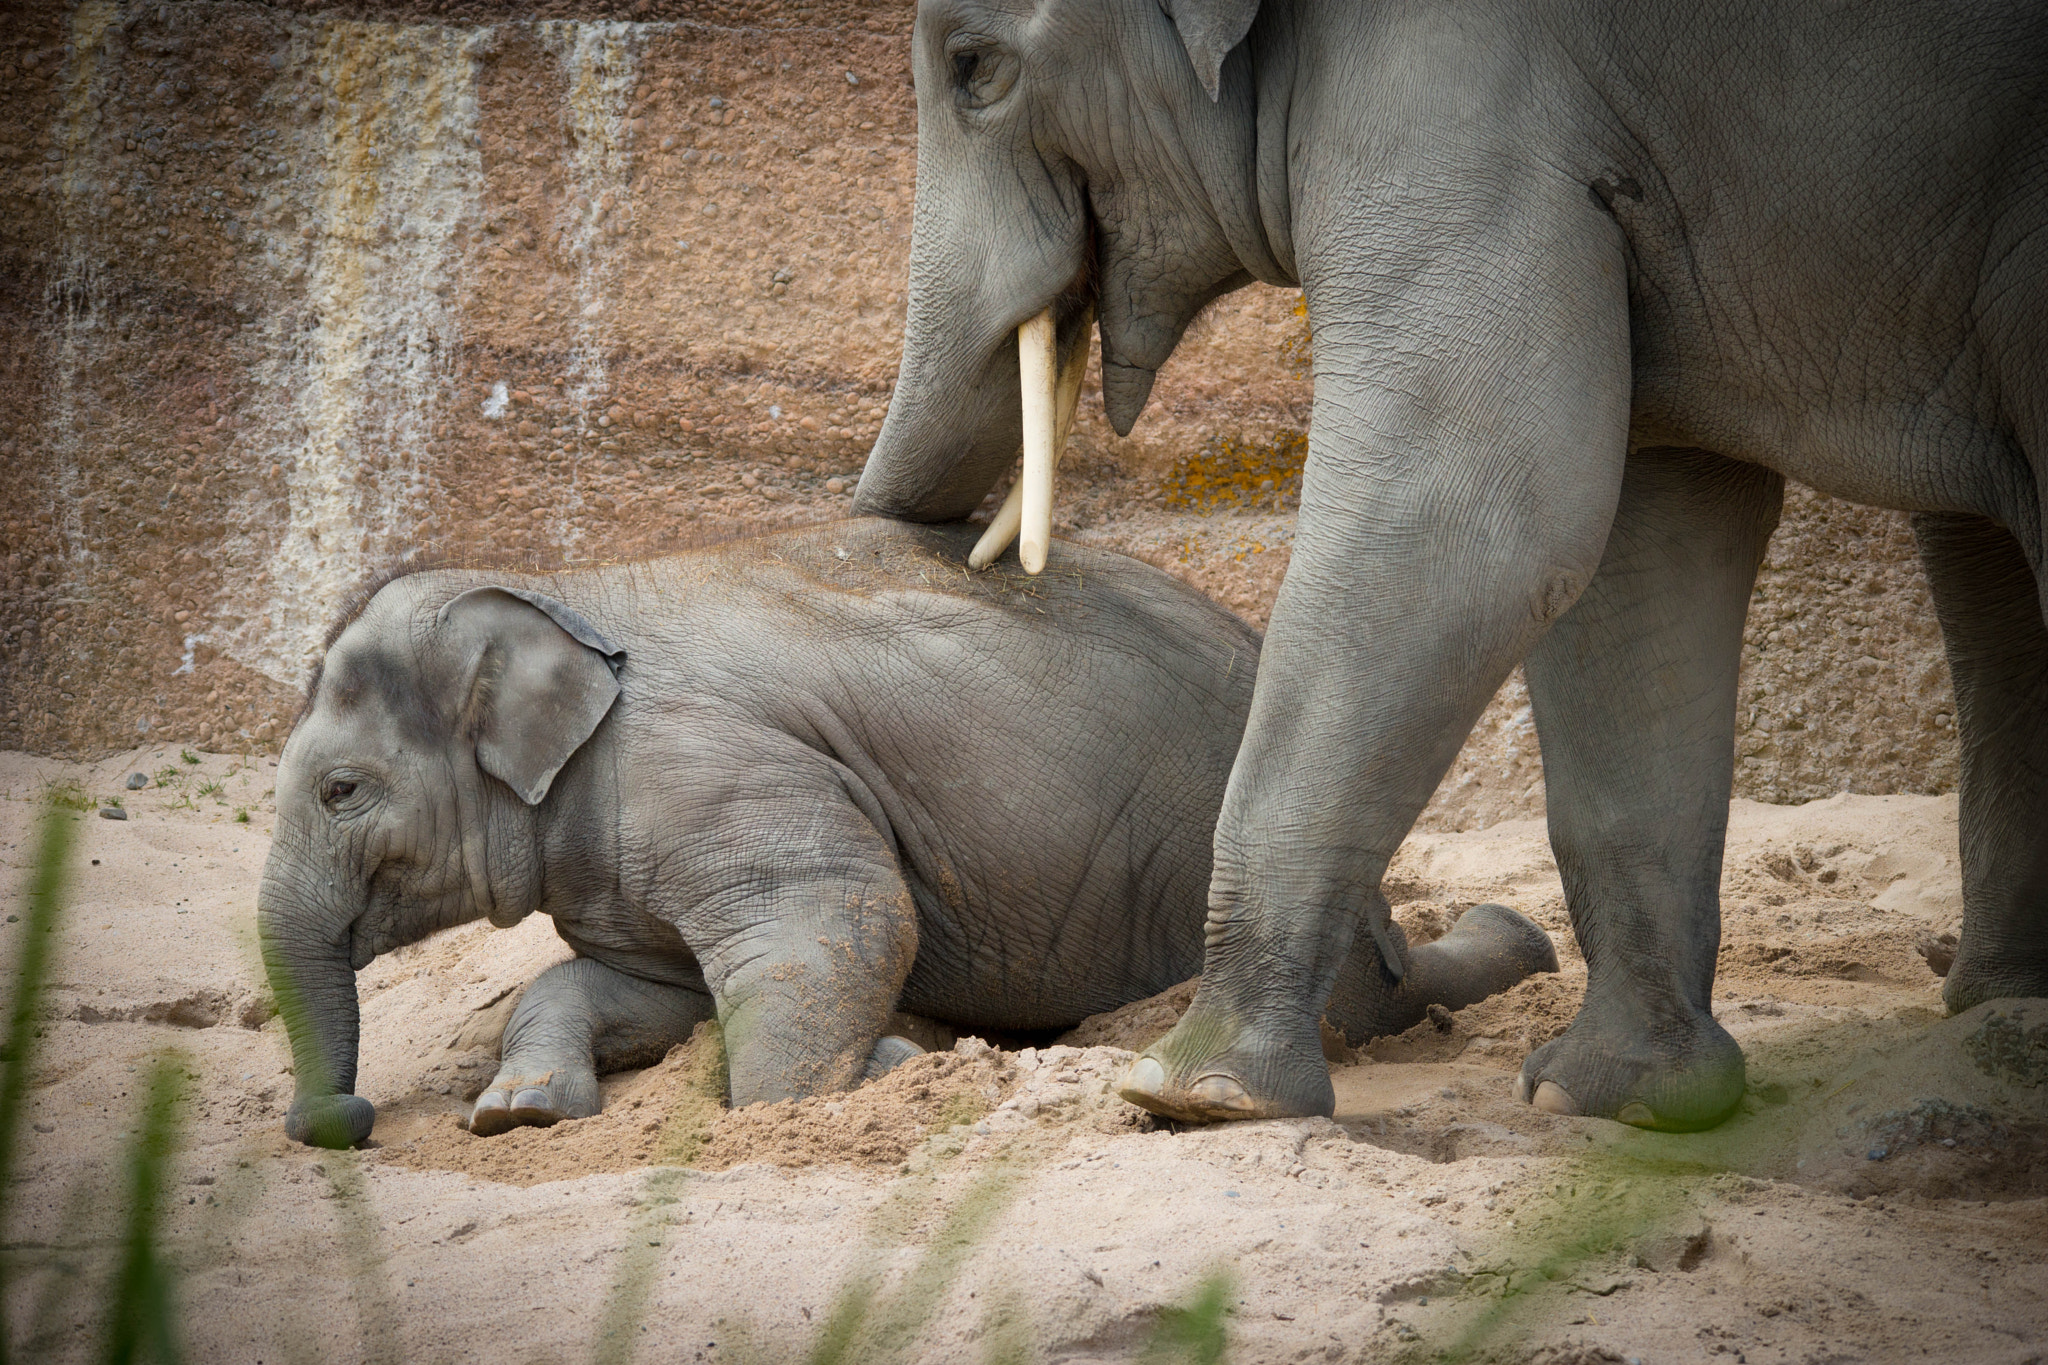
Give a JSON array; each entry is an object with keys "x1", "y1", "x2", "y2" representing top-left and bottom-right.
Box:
[{"x1": 468, "y1": 959, "x2": 715, "y2": 1137}]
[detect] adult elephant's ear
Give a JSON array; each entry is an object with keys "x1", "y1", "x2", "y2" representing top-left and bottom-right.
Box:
[
  {"x1": 1160, "y1": 0, "x2": 1260, "y2": 101},
  {"x1": 437, "y1": 587, "x2": 626, "y2": 805}
]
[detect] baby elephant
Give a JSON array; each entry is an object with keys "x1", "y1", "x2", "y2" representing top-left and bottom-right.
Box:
[{"x1": 260, "y1": 521, "x2": 1555, "y2": 1147}]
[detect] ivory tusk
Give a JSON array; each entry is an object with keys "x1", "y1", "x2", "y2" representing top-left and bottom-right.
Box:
[
  {"x1": 1014, "y1": 307, "x2": 1059, "y2": 574},
  {"x1": 969, "y1": 305, "x2": 1092, "y2": 571}
]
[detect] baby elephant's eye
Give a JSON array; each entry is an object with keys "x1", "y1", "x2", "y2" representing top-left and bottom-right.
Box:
[{"x1": 322, "y1": 779, "x2": 358, "y2": 806}]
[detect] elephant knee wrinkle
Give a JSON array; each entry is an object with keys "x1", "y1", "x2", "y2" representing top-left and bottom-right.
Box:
[{"x1": 1534, "y1": 567, "x2": 1590, "y2": 624}]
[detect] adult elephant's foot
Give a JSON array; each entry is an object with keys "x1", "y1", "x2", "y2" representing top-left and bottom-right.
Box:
[
  {"x1": 1940, "y1": 941, "x2": 2048, "y2": 1016},
  {"x1": 1514, "y1": 1003, "x2": 1745, "y2": 1132},
  {"x1": 466, "y1": 1064, "x2": 600, "y2": 1137},
  {"x1": 1119, "y1": 1004, "x2": 1333, "y2": 1124}
]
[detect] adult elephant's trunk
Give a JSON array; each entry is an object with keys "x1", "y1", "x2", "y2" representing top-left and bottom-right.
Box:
[
  {"x1": 852, "y1": 118, "x2": 1094, "y2": 528},
  {"x1": 259, "y1": 881, "x2": 376, "y2": 1149},
  {"x1": 855, "y1": 290, "x2": 1035, "y2": 524}
]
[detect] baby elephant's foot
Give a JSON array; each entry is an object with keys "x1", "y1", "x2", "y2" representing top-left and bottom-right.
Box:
[
  {"x1": 466, "y1": 1065, "x2": 600, "y2": 1137},
  {"x1": 1120, "y1": 1004, "x2": 1334, "y2": 1124},
  {"x1": 1515, "y1": 1005, "x2": 1745, "y2": 1132},
  {"x1": 862, "y1": 1035, "x2": 925, "y2": 1082}
]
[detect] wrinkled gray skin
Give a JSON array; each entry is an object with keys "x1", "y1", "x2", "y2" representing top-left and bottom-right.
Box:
[
  {"x1": 852, "y1": 0, "x2": 2048, "y2": 1130},
  {"x1": 258, "y1": 522, "x2": 1555, "y2": 1149}
]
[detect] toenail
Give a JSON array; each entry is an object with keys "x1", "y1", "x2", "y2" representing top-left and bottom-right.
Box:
[
  {"x1": 1122, "y1": 1057, "x2": 1166, "y2": 1098},
  {"x1": 1531, "y1": 1081, "x2": 1579, "y2": 1116},
  {"x1": 1188, "y1": 1074, "x2": 1255, "y2": 1111},
  {"x1": 1616, "y1": 1101, "x2": 1656, "y2": 1127},
  {"x1": 1512, "y1": 1073, "x2": 1532, "y2": 1105}
]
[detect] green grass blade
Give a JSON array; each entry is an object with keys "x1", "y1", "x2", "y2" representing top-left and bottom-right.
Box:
[
  {"x1": 1142, "y1": 1268, "x2": 1234, "y2": 1365},
  {"x1": 317, "y1": 1152, "x2": 405, "y2": 1365},
  {"x1": 101, "y1": 1057, "x2": 189, "y2": 1365},
  {"x1": 806, "y1": 1162, "x2": 1024, "y2": 1365},
  {"x1": 0, "y1": 799, "x2": 79, "y2": 1365}
]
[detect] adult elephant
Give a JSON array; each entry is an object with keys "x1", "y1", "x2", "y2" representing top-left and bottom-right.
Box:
[{"x1": 851, "y1": 0, "x2": 2048, "y2": 1131}]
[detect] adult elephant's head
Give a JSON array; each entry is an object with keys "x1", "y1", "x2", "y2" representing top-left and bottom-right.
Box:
[
  {"x1": 258, "y1": 580, "x2": 623, "y2": 1148},
  {"x1": 853, "y1": 0, "x2": 1292, "y2": 526}
]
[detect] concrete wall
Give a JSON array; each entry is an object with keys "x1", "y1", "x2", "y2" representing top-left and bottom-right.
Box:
[{"x1": 0, "y1": 0, "x2": 1958, "y2": 827}]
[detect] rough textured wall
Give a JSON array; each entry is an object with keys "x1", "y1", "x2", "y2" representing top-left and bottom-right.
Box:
[{"x1": 0, "y1": 0, "x2": 1957, "y2": 827}]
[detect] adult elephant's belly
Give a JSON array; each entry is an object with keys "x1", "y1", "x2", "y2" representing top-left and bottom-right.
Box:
[
  {"x1": 1630, "y1": 341, "x2": 2018, "y2": 517},
  {"x1": 893, "y1": 866, "x2": 1209, "y2": 1031}
]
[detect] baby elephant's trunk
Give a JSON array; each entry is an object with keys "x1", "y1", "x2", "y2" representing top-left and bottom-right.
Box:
[
  {"x1": 1324, "y1": 903, "x2": 1561, "y2": 1046},
  {"x1": 258, "y1": 886, "x2": 376, "y2": 1148}
]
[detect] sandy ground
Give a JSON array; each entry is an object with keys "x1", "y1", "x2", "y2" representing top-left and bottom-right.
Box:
[{"x1": 2, "y1": 747, "x2": 2045, "y2": 1364}]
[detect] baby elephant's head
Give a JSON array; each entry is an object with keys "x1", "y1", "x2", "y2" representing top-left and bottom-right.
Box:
[{"x1": 258, "y1": 577, "x2": 624, "y2": 1148}]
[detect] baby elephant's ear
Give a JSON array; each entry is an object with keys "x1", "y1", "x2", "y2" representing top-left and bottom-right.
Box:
[
  {"x1": 436, "y1": 587, "x2": 627, "y2": 805},
  {"x1": 1158, "y1": 0, "x2": 1259, "y2": 101}
]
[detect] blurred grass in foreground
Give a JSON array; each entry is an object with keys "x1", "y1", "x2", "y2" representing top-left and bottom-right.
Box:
[
  {"x1": 101, "y1": 1060, "x2": 188, "y2": 1365},
  {"x1": 0, "y1": 798, "x2": 79, "y2": 1365},
  {"x1": 1403, "y1": 1142, "x2": 1724, "y2": 1364},
  {"x1": 1, "y1": 798, "x2": 193, "y2": 1363},
  {"x1": 1141, "y1": 1268, "x2": 1234, "y2": 1365}
]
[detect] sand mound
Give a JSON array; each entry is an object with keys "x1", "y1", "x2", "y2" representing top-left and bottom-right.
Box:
[
  {"x1": 1053, "y1": 978, "x2": 1198, "y2": 1053},
  {"x1": 381, "y1": 1026, "x2": 1024, "y2": 1187},
  {"x1": 382, "y1": 1021, "x2": 729, "y2": 1186},
  {"x1": 382, "y1": 1032, "x2": 1165, "y2": 1189},
  {"x1": 1769, "y1": 998, "x2": 2048, "y2": 1200},
  {"x1": 696, "y1": 1041, "x2": 1012, "y2": 1173},
  {"x1": 1364, "y1": 968, "x2": 1586, "y2": 1067}
]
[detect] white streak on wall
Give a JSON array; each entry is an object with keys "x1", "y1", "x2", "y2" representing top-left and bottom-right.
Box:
[
  {"x1": 536, "y1": 21, "x2": 642, "y2": 556},
  {"x1": 240, "y1": 21, "x2": 486, "y2": 685},
  {"x1": 174, "y1": 634, "x2": 210, "y2": 676},
  {"x1": 43, "y1": 1, "x2": 121, "y2": 573}
]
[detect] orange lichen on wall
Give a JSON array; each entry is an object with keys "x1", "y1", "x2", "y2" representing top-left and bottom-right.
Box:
[
  {"x1": 1161, "y1": 430, "x2": 1307, "y2": 513},
  {"x1": 1278, "y1": 292, "x2": 1310, "y2": 378}
]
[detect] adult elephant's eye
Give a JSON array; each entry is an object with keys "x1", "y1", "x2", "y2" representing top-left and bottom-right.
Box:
[
  {"x1": 322, "y1": 779, "x2": 358, "y2": 806},
  {"x1": 946, "y1": 38, "x2": 1016, "y2": 110}
]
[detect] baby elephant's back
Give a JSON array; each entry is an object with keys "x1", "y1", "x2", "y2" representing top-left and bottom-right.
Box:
[
  {"x1": 831, "y1": 519, "x2": 1259, "y2": 814},
  {"x1": 779, "y1": 521, "x2": 1262, "y2": 1025}
]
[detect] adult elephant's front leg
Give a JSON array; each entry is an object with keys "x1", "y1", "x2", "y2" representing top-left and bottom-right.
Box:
[
  {"x1": 1515, "y1": 449, "x2": 1782, "y2": 1131},
  {"x1": 1122, "y1": 180, "x2": 1634, "y2": 1123}
]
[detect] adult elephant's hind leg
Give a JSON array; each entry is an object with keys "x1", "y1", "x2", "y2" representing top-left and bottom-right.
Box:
[
  {"x1": 468, "y1": 958, "x2": 715, "y2": 1136},
  {"x1": 1913, "y1": 512, "x2": 2048, "y2": 1011},
  {"x1": 1516, "y1": 448, "x2": 1781, "y2": 1131}
]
